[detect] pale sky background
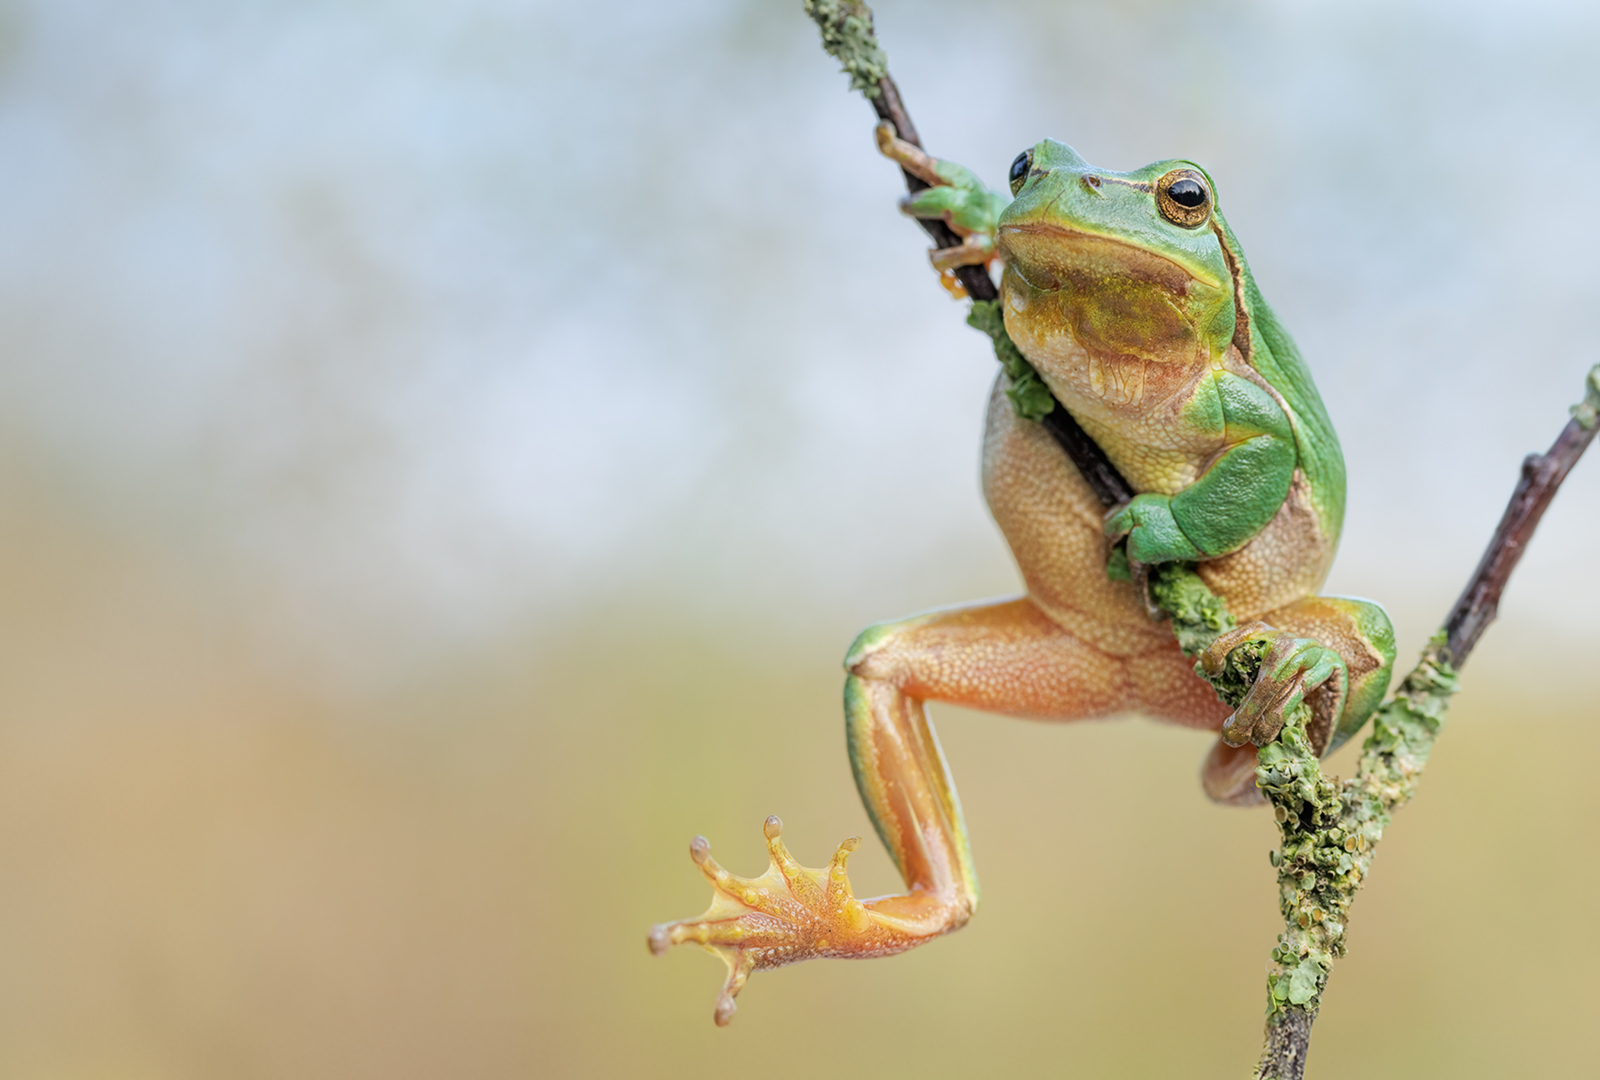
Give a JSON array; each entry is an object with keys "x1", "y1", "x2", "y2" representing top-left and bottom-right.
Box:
[
  {"x1": 0, "y1": 3, "x2": 1597, "y2": 1078},
  {"x1": 0, "y1": 0, "x2": 1595, "y2": 690}
]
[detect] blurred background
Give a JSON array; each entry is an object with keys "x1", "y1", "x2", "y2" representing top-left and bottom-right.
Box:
[{"x1": 0, "y1": 0, "x2": 1595, "y2": 1076}]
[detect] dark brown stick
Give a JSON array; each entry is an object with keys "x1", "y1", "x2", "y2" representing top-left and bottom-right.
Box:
[
  {"x1": 1258, "y1": 1008, "x2": 1317, "y2": 1080},
  {"x1": 1443, "y1": 407, "x2": 1600, "y2": 666},
  {"x1": 1040, "y1": 407, "x2": 1135, "y2": 508}
]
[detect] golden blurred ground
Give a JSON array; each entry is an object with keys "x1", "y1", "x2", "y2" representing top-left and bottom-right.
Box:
[{"x1": 0, "y1": 454, "x2": 1594, "y2": 1079}]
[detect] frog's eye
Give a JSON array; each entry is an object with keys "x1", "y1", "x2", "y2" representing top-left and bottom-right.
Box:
[
  {"x1": 1009, "y1": 150, "x2": 1033, "y2": 196},
  {"x1": 1156, "y1": 168, "x2": 1212, "y2": 228}
]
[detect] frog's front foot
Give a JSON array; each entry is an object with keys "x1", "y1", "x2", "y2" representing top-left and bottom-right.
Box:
[
  {"x1": 874, "y1": 122, "x2": 1007, "y2": 284},
  {"x1": 648, "y1": 816, "x2": 925, "y2": 1026},
  {"x1": 1104, "y1": 494, "x2": 1204, "y2": 565},
  {"x1": 1201, "y1": 623, "x2": 1349, "y2": 754}
]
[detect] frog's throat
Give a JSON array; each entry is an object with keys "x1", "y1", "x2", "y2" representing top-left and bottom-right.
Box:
[{"x1": 997, "y1": 222, "x2": 1224, "y2": 297}]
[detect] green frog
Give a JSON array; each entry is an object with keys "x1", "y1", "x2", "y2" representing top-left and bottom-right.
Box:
[{"x1": 648, "y1": 125, "x2": 1397, "y2": 1026}]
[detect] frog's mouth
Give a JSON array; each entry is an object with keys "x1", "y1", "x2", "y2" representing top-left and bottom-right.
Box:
[
  {"x1": 998, "y1": 222, "x2": 1233, "y2": 369},
  {"x1": 997, "y1": 223, "x2": 1223, "y2": 297}
]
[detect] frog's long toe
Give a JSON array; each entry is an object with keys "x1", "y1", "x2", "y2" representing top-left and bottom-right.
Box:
[
  {"x1": 928, "y1": 235, "x2": 996, "y2": 273},
  {"x1": 1203, "y1": 627, "x2": 1348, "y2": 753},
  {"x1": 650, "y1": 816, "x2": 904, "y2": 1026}
]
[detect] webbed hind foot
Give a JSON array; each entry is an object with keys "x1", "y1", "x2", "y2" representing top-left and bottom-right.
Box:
[{"x1": 648, "y1": 816, "x2": 919, "y2": 1026}]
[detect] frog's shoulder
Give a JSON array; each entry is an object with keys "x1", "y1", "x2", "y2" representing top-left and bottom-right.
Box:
[{"x1": 1213, "y1": 214, "x2": 1346, "y2": 542}]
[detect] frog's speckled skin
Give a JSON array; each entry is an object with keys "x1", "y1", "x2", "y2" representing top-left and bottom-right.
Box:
[{"x1": 650, "y1": 133, "x2": 1397, "y2": 1027}]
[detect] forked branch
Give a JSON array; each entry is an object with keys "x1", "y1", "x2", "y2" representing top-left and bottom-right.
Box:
[
  {"x1": 806, "y1": 4, "x2": 1600, "y2": 1076},
  {"x1": 1245, "y1": 366, "x2": 1599, "y2": 1079}
]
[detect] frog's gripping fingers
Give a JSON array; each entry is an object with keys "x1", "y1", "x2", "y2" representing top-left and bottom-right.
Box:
[
  {"x1": 1197, "y1": 622, "x2": 1275, "y2": 681},
  {"x1": 648, "y1": 818, "x2": 905, "y2": 1026},
  {"x1": 875, "y1": 120, "x2": 944, "y2": 187},
  {"x1": 899, "y1": 186, "x2": 964, "y2": 218},
  {"x1": 825, "y1": 834, "x2": 861, "y2": 907},
  {"x1": 1105, "y1": 494, "x2": 1204, "y2": 565},
  {"x1": 712, "y1": 951, "x2": 755, "y2": 1027},
  {"x1": 928, "y1": 235, "x2": 996, "y2": 272}
]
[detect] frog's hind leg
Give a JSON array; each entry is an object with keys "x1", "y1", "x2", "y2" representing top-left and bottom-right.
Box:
[
  {"x1": 842, "y1": 597, "x2": 1135, "y2": 915},
  {"x1": 1264, "y1": 596, "x2": 1396, "y2": 751},
  {"x1": 1201, "y1": 740, "x2": 1269, "y2": 806},
  {"x1": 651, "y1": 595, "x2": 1230, "y2": 1024},
  {"x1": 1197, "y1": 594, "x2": 1397, "y2": 805}
]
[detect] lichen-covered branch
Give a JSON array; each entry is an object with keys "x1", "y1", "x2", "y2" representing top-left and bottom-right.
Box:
[
  {"x1": 1248, "y1": 646, "x2": 1457, "y2": 1079},
  {"x1": 1186, "y1": 366, "x2": 1598, "y2": 1080}
]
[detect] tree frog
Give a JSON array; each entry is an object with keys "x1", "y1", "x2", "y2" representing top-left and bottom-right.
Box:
[{"x1": 649, "y1": 125, "x2": 1397, "y2": 1026}]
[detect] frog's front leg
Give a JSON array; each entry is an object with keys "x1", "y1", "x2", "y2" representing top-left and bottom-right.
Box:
[
  {"x1": 874, "y1": 122, "x2": 1009, "y2": 276},
  {"x1": 649, "y1": 596, "x2": 1206, "y2": 1025}
]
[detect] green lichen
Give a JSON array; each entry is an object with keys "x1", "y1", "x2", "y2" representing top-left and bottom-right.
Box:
[
  {"x1": 803, "y1": 0, "x2": 888, "y2": 99},
  {"x1": 1145, "y1": 561, "x2": 1236, "y2": 658},
  {"x1": 967, "y1": 300, "x2": 1056, "y2": 422},
  {"x1": 1212, "y1": 637, "x2": 1268, "y2": 708},
  {"x1": 1256, "y1": 697, "x2": 1345, "y2": 1018}
]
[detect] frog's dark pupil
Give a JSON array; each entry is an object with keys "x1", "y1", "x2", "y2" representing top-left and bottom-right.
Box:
[
  {"x1": 1168, "y1": 178, "x2": 1207, "y2": 207},
  {"x1": 1009, "y1": 152, "x2": 1031, "y2": 187}
]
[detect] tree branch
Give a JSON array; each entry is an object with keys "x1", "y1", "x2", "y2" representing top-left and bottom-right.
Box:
[
  {"x1": 807, "y1": 5, "x2": 1600, "y2": 1076},
  {"x1": 1244, "y1": 366, "x2": 1600, "y2": 1079},
  {"x1": 1444, "y1": 378, "x2": 1600, "y2": 664}
]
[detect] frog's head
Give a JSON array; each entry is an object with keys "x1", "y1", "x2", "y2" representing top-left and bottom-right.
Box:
[{"x1": 997, "y1": 139, "x2": 1240, "y2": 370}]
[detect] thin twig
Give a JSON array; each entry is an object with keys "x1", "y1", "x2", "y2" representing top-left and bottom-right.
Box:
[
  {"x1": 1444, "y1": 381, "x2": 1600, "y2": 663},
  {"x1": 867, "y1": 77, "x2": 998, "y2": 303}
]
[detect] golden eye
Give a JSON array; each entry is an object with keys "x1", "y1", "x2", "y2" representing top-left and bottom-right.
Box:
[
  {"x1": 1009, "y1": 150, "x2": 1033, "y2": 196},
  {"x1": 1157, "y1": 168, "x2": 1212, "y2": 228}
]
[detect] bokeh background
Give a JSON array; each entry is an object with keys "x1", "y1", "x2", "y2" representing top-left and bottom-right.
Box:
[{"x1": 0, "y1": 0, "x2": 1596, "y2": 1076}]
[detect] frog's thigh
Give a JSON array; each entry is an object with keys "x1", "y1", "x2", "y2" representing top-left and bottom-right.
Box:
[
  {"x1": 1126, "y1": 645, "x2": 1233, "y2": 730},
  {"x1": 850, "y1": 597, "x2": 1234, "y2": 856},
  {"x1": 851, "y1": 597, "x2": 1229, "y2": 723},
  {"x1": 849, "y1": 597, "x2": 1132, "y2": 719}
]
